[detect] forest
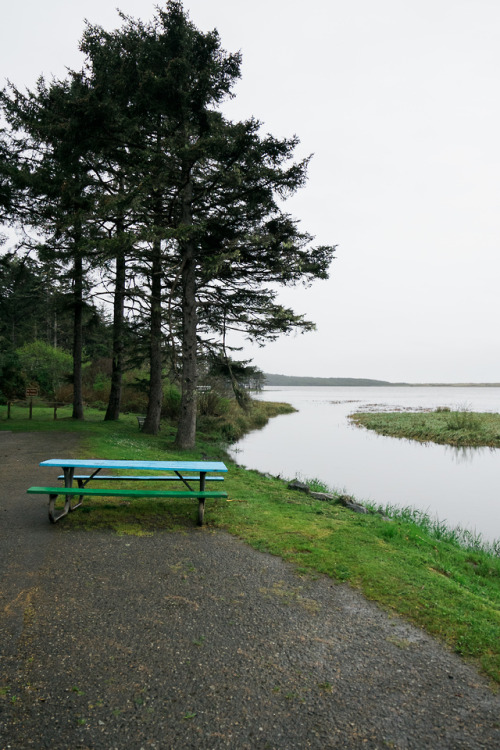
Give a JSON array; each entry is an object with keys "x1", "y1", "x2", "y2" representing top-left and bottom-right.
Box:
[{"x1": 0, "y1": 1, "x2": 335, "y2": 448}]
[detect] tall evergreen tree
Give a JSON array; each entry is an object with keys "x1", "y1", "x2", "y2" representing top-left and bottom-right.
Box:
[
  {"x1": 77, "y1": 2, "x2": 242, "y2": 438},
  {"x1": 78, "y1": 2, "x2": 335, "y2": 447},
  {"x1": 1, "y1": 2, "x2": 337, "y2": 445},
  {"x1": 0, "y1": 78, "x2": 100, "y2": 419}
]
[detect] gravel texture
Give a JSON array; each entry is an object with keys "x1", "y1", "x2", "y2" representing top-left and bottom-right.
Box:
[{"x1": 1, "y1": 431, "x2": 499, "y2": 749}]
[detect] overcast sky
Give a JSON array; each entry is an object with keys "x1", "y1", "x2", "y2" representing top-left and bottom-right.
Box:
[{"x1": 2, "y1": 0, "x2": 499, "y2": 382}]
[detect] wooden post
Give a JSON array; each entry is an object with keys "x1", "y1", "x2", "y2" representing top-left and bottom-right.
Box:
[
  {"x1": 25, "y1": 387, "x2": 39, "y2": 419},
  {"x1": 7, "y1": 401, "x2": 11, "y2": 419}
]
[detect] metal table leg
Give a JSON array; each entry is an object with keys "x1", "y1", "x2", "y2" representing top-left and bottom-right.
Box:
[{"x1": 198, "y1": 472, "x2": 206, "y2": 526}]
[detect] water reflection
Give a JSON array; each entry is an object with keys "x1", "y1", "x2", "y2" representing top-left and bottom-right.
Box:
[
  {"x1": 230, "y1": 386, "x2": 500, "y2": 543},
  {"x1": 351, "y1": 420, "x2": 494, "y2": 464},
  {"x1": 443, "y1": 444, "x2": 497, "y2": 464}
]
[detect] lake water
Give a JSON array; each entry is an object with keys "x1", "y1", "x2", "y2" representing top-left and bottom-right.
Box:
[{"x1": 229, "y1": 386, "x2": 500, "y2": 544}]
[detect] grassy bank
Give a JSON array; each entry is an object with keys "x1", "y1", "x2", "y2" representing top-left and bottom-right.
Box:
[
  {"x1": 2, "y1": 403, "x2": 500, "y2": 685},
  {"x1": 350, "y1": 407, "x2": 500, "y2": 448},
  {"x1": 0, "y1": 398, "x2": 295, "y2": 439}
]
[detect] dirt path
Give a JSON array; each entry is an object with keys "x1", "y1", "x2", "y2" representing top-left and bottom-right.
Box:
[
  {"x1": 1, "y1": 432, "x2": 499, "y2": 749},
  {"x1": 0, "y1": 431, "x2": 82, "y2": 657}
]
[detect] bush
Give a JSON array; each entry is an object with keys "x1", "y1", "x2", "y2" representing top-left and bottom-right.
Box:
[
  {"x1": 120, "y1": 386, "x2": 148, "y2": 414},
  {"x1": 54, "y1": 383, "x2": 74, "y2": 404},
  {"x1": 196, "y1": 398, "x2": 295, "y2": 443},
  {"x1": 16, "y1": 341, "x2": 73, "y2": 398},
  {"x1": 162, "y1": 384, "x2": 181, "y2": 420},
  {"x1": 197, "y1": 390, "x2": 230, "y2": 417},
  {"x1": 83, "y1": 373, "x2": 111, "y2": 406},
  {"x1": 0, "y1": 350, "x2": 26, "y2": 401}
]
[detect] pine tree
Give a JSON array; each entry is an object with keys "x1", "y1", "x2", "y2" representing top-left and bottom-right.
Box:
[
  {"x1": 1, "y1": 2, "x2": 337, "y2": 446},
  {"x1": 78, "y1": 3, "x2": 335, "y2": 446},
  {"x1": 0, "y1": 79, "x2": 101, "y2": 418}
]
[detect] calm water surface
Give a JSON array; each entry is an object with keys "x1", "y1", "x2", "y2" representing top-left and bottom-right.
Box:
[{"x1": 229, "y1": 386, "x2": 500, "y2": 543}]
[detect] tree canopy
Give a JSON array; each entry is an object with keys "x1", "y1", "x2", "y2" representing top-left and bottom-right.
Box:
[{"x1": 0, "y1": 1, "x2": 336, "y2": 447}]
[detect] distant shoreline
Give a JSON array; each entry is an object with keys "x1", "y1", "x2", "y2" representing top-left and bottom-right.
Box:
[{"x1": 264, "y1": 373, "x2": 500, "y2": 388}]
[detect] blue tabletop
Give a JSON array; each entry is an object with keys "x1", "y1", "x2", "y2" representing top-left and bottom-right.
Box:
[{"x1": 40, "y1": 459, "x2": 227, "y2": 472}]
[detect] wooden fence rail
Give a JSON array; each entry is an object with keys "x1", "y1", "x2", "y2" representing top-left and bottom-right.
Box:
[{"x1": 5, "y1": 400, "x2": 72, "y2": 420}]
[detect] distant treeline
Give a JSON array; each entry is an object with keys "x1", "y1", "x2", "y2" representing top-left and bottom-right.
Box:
[
  {"x1": 264, "y1": 374, "x2": 406, "y2": 387},
  {"x1": 264, "y1": 374, "x2": 500, "y2": 387}
]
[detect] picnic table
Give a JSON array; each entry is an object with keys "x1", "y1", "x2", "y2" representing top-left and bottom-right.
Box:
[{"x1": 27, "y1": 458, "x2": 228, "y2": 526}]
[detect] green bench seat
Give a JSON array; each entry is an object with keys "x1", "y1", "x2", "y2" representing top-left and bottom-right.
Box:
[
  {"x1": 57, "y1": 474, "x2": 224, "y2": 482},
  {"x1": 27, "y1": 486, "x2": 228, "y2": 526}
]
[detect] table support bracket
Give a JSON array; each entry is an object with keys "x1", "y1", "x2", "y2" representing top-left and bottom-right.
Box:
[{"x1": 48, "y1": 493, "x2": 79, "y2": 524}]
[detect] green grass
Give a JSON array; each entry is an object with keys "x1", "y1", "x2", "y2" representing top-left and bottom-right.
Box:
[
  {"x1": 350, "y1": 407, "x2": 500, "y2": 447},
  {"x1": 3, "y1": 403, "x2": 500, "y2": 685},
  {"x1": 1, "y1": 399, "x2": 295, "y2": 441}
]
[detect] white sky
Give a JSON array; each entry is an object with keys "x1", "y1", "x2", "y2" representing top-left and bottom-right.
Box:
[{"x1": 1, "y1": 0, "x2": 499, "y2": 382}]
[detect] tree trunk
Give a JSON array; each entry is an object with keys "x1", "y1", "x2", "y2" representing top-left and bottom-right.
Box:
[
  {"x1": 175, "y1": 247, "x2": 198, "y2": 449},
  {"x1": 105, "y1": 246, "x2": 126, "y2": 421},
  {"x1": 142, "y1": 237, "x2": 163, "y2": 435},
  {"x1": 175, "y1": 174, "x2": 197, "y2": 450},
  {"x1": 72, "y1": 250, "x2": 84, "y2": 420}
]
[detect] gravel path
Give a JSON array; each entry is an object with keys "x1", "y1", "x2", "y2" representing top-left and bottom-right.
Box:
[{"x1": 1, "y1": 431, "x2": 499, "y2": 749}]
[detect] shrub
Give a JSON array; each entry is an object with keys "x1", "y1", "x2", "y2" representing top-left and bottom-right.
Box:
[
  {"x1": 0, "y1": 350, "x2": 26, "y2": 401},
  {"x1": 197, "y1": 390, "x2": 231, "y2": 417},
  {"x1": 120, "y1": 386, "x2": 148, "y2": 414},
  {"x1": 162, "y1": 384, "x2": 181, "y2": 420},
  {"x1": 16, "y1": 341, "x2": 73, "y2": 397}
]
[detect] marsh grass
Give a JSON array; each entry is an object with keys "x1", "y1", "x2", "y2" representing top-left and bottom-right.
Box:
[
  {"x1": 350, "y1": 406, "x2": 500, "y2": 448},
  {"x1": 197, "y1": 399, "x2": 295, "y2": 442},
  {"x1": 444, "y1": 408, "x2": 482, "y2": 432},
  {"x1": 366, "y1": 503, "x2": 500, "y2": 557},
  {"x1": 294, "y1": 475, "x2": 333, "y2": 494},
  {"x1": 3, "y1": 405, "x2": 500, "y2": 684}
]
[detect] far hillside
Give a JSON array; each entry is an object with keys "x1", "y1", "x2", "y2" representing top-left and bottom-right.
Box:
[
  {"x1": 264, "y1": 374, "x2": 405, "y2": 387},
  {"x1": 263, "y1": 374, "x2": 500, "y2": 387}
]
